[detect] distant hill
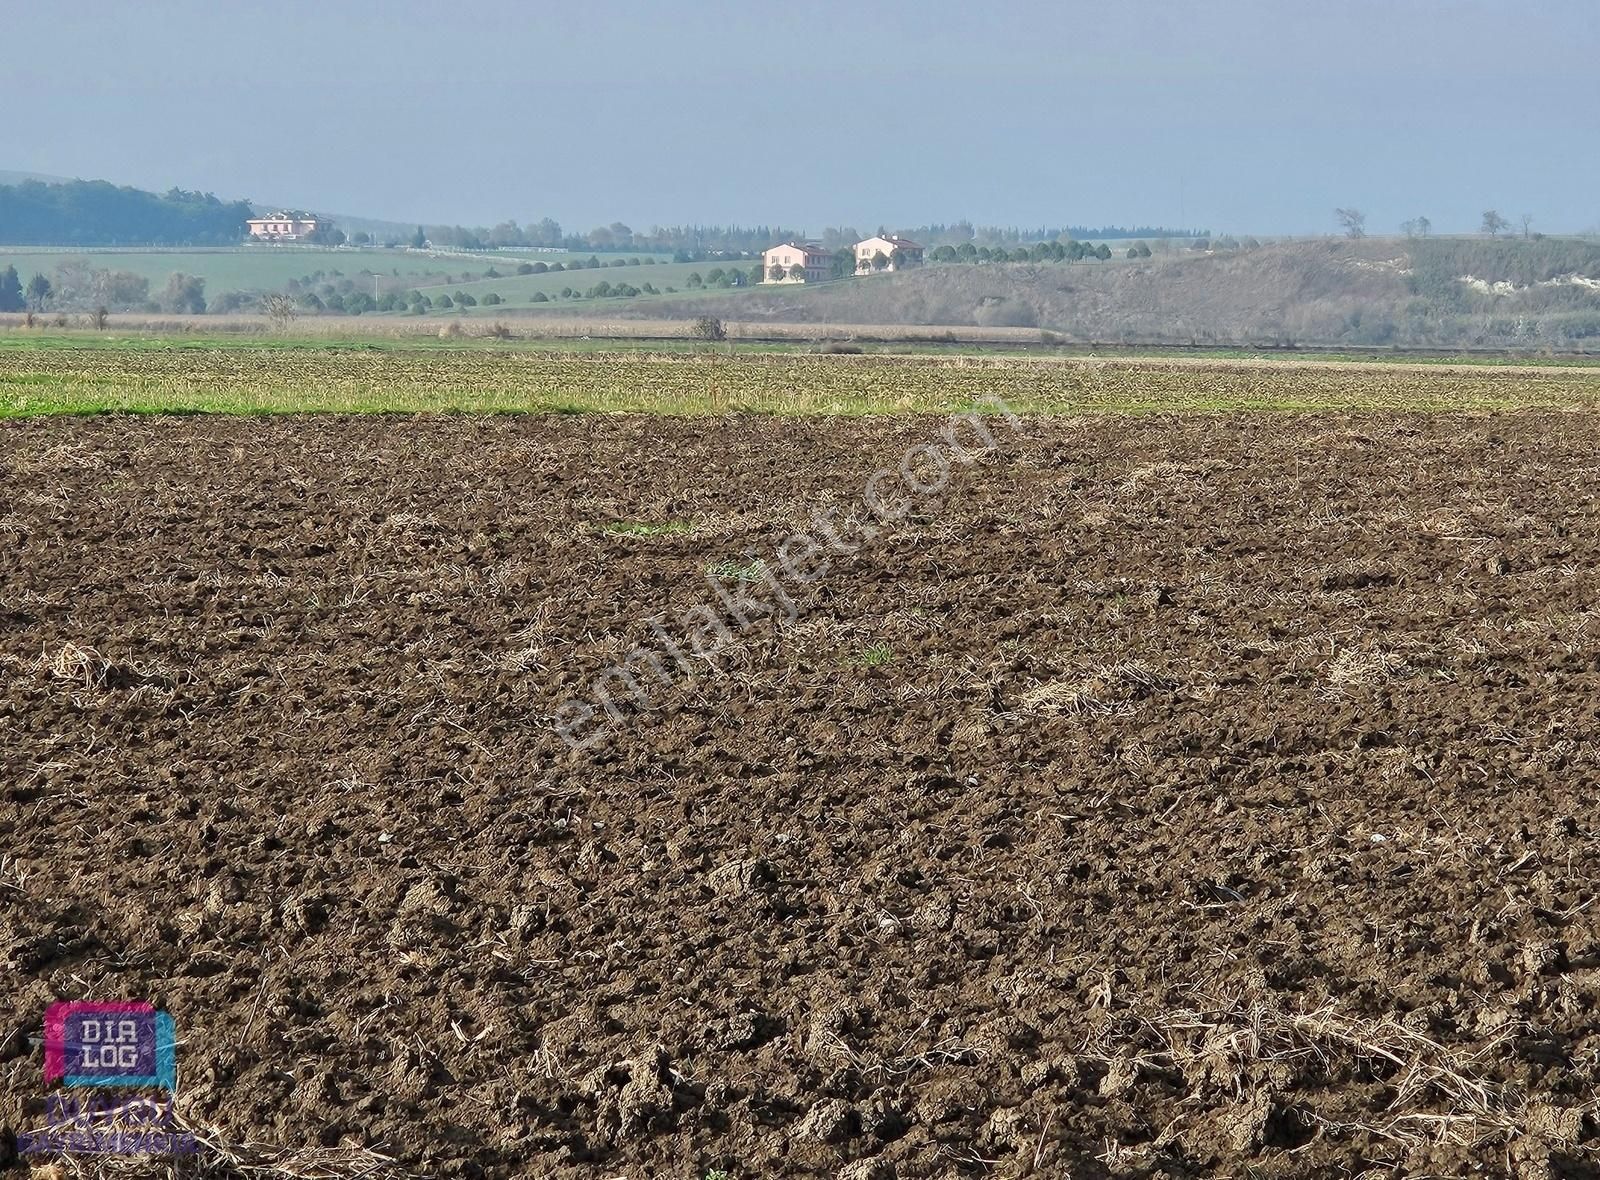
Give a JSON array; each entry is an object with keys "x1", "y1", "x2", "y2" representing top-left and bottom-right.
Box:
[
  {"x1": 610, "y1": 236, "x2": 1600, "y2": 350},
  {"x1": 0, "y1": 178, "x2": 254, "y2": 246},
  {"x1": 1, "y1": 169, "x2": 411, "y2": 243}
]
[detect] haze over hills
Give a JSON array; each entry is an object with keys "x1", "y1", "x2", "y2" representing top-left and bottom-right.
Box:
[
  {"x1": 0, "y1": 168, "x2": 417, "y2": 244},
  {"x1": 576, "y1": 236, "x2": 1600, "y2": 350},
  {"x1": 3, "y1": 169, "x2": 1596, "y2": 350}
]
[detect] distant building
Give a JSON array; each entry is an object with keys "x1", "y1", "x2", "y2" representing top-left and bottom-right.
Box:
[
  {"x1": 247, "y1": 211, "x2": 330, "y2": 242},
  {"x1": 762, "y1": 241, "x2": 832, "y2": 283},
  {"x1": 855, "y1": 235, "x2": 924, "y2": 274}
]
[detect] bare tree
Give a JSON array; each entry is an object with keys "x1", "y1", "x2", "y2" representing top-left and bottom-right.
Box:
[
  {"x1": 25, "y1": 273, "x2": 52, "y2": 311},
  {"x1": 1400, "y1": 216, "x2": 1432, "y2": 238},
  {"x1": 263, "y1": 293, "x2": 297, "y2": 330},
  {"x1": 690, "y1": 316, "x2": 726, "y2": 342},
  {"x1": 1520, "y1": 213, "x2": 1534, "y2": 238},
  {"x1": 1335, "y1": 208, "x2": 1366, "y2": 238},
  {"x1": 1481, "y1": 210, "x2": 1510, "y2": 238}
]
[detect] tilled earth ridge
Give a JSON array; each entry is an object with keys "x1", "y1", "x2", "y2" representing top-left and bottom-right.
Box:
[{"x1": 3, "y1": 412, "x2": 1600, "y2": 1179}]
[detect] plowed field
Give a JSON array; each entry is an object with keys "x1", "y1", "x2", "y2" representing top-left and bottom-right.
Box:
[{"x1": 5, "y1": 410, "x2": 1600, "y2": 1178}]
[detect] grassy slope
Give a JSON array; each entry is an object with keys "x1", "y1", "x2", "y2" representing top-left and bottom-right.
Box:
[
  {"x1": 1, "y1": 339, "x2": 1598, "y2": 417},
  {"x1": 0, "y1": 246, "x2": 586, "y2": 293},
  {"x1": 510, "y1": 237, "x2": 1600, "y2": 348},
  {"x1": 0, "y1": 246, "x2": 738, "y2": 312},
  {"x1": 423, "y1": 260, "x2": 751, "y2": 310}
]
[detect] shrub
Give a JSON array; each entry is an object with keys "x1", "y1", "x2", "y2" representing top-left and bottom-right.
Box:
[
  {"x1": 263, "y1": 294, "x2": 297, "y2": 329},
  {"x1": 691, "y1": 316, "x2": 727, "y2": 342}
]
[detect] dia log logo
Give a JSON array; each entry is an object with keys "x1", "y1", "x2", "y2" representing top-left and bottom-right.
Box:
[
  {"x1": 45, "y1": 1001, "x2": 175, "y2": 1089},
  {"x1": 20, "y1": 1000, "x2": 197, "y2": 1158}
]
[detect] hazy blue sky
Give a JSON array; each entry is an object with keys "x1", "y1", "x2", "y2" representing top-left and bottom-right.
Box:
[{"x1": 6, "y1": 0, "x2": 1597, "y2": 236}]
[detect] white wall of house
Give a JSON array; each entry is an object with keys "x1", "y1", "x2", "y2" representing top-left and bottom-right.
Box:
[
  {"x1": 762, "y1": 243, "x2": 830, "y2": 283},
  {"x1": 247, "y1": 216, "x2": 324, "y2": 241},
  {"x1": 855, "y1": 236, "x2": 924, "y2": 274}
]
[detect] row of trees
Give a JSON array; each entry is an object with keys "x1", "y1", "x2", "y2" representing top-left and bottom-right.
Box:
[
  {"x1": 410, "y1": 218, "x2": 1210, "y2": 256},
  {"x1": 0, "y1": 267, "x2": 80, "y2": 312},
  {"x1": 927, "y1": 240, "x2": 1116, "y2": 264},
  {"x1": 1337, "y1": 208, "x2": 1539, "y2": 239},
  {"x1": 0, "y1": 264, "x2": 207, "y2": 313},
  {"x1": 821, "y1": 222, "x2": 1206, "y2": 250}
]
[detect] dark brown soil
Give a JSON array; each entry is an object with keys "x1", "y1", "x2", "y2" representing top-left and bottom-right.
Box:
[{"x1": 4, "y1": 412, "x2": 1600, "y2": 1179}]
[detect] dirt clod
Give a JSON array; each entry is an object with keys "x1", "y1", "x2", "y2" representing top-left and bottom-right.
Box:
[{"x1": 5, "y1": 412, "x2": 1600, "y2": 1177}]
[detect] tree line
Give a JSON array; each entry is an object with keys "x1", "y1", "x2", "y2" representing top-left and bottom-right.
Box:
[
  {"x1": 0, "y1": 177, "x2": 1211, "y2": 257},
  {"x1": 0, "y1": 180, "x2": 253, "y2": 245},
  {"x1": 412, "y1": 220, "x2": 1211, "y2": 255},
  {"x1": 838, "y1": 222, "x2": 1207, "y2": 249},
  {"x1": 0, "y1": 263, "x2": 208, "y2": 313}
]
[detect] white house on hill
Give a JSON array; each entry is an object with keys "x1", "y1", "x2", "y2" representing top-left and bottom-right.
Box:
[
  {"x1": 761, "y1": 242, "x2": 832, "y2": 283},
  {"x1": 855, "y1": 235, "x2": 924, "y2": 274},
  {"x1": 246, "y1": 211, "x2": 330, "y2": 242}
]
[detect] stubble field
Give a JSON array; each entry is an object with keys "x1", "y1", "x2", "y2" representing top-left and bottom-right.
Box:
[{"x1": 4, "y1": 349, "x2": 1600, "y2": 1178}]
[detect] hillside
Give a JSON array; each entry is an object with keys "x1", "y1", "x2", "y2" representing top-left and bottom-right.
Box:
[
  {"x1": 8, "y1": 231, "x2": 1598, "y2": 350},
  {"x1": 610, "y1": 237, "x2": 1600, "y2": 350},
  {"x1": 0, "y1": 170, "x2": 416, "y2": 245}
]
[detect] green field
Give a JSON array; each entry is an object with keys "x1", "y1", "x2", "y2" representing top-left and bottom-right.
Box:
[
  {"x1": 2, "y1": 336, "x2": 1598, "y2": 417},
  {"x1": 0, "y1": 246, "x2": 751, "y2": 313},
  {"x1": 422, "y1": 259, "x2": 759, "y2": 311}
]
